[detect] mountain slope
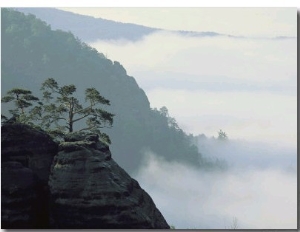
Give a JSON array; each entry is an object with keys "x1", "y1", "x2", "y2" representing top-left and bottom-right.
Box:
[
  {"x1": 14, "y1": 7, "x2": 159, "y2": 42},
  {"x1": 15, "y1": 7, "x2": 226, "y2": 43},
  {"x1": 1, "y1": 8, "x2": 225, "y2": 173}
]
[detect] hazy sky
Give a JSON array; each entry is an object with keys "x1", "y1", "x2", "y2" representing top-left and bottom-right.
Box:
[{"x1": 60, "y1": 7, "x2": 297, "y2": 37}]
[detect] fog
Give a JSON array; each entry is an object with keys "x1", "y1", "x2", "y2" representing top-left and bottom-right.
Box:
[
  {"x1": 89, "y1": 32, "x2": 297, "y2": 148},
  {"x1": 134, "y1": 145, "x2": 297, "y2": 229},
  {"x1": 89, "y1": 31, "x2": 297, "y2": 229},
  {"x1": 147, "y1": 89, "x2": 297, "y2": 147},
  {"x1": 90, "y1": 32, "x2": 296, "y2": 83}
]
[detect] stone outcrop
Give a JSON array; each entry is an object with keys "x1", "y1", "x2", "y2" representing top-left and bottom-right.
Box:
[
  {"x1": 1, "y1": 125, "x2": 169, "y2": 229},
  {"x1": 1, "y1": 162, "x2": 38, "y2": 228},
  {"x1": 49, "y1": 132, "x2": 170, "y2": 229},
  {"x1": 1, "y1": 123, "x2": 58, "y2": 184},
  {"x1": 1, "y1": 123, "x2": 58, "y2": 228}
]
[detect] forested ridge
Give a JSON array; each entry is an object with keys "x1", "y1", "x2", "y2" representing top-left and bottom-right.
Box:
[
  {"x1": 14, "y1": 8, "x2": 224, "y2": 43},
  {"x1": 1, "y1": 8, "x2": 226, "y2": 173}
]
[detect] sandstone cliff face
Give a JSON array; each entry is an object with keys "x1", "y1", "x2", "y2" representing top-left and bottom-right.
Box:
[
  {"x1": 1, "y1": 123, "x2": 58, "y2": 228},
  {"x1": 1, "y1": 162, "x2": 38, "y2": 228},
  {"x1": 1, "y1": 125, "x2": 169, "y2": 229},
  {"x1": 49, "y1": 133, "x2": 170, "y2": 229},
  {"x1": 1, "y1": 123, "x2": 58, "y2": 184}
]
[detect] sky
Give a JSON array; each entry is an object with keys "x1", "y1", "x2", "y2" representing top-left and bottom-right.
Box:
[{"x1": 60, "y1": 7, "x2": 297, "y2": 37}]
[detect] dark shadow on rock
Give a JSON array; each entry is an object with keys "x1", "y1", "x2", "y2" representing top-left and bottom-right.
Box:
[{"x1": 1, "y1": 123, "x2": 58, "y2": 229}]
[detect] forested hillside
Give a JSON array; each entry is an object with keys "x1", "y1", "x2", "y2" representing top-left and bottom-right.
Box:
[
  {"x1": 1, "y1": 9, "x2": 225, "y2": 173},
  {"x1": 15, "y1": 7, "x2": 159, "y2": 42}
]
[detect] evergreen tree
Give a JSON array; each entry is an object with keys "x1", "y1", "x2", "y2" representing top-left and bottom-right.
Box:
[
  {"x1": 2, "y1": 79, "x2": 114, "y2": 143},
  {"x1": 37, "y1": 78, "x2": 114, "y2": 143},
  {"x1": 1, "y1": 88, "x2": 40, "y2": 123},
  {"x1": 218, "y1": 129, "x2": 228, "y2": 141}
]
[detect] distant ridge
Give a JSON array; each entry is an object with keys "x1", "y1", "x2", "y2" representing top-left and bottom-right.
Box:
[
  {"x1": 14, "y1": 7, "x2": 159, "y2": 42},
  {"x1": 14, "y1": 7, "x2": 244, "y2": 42}
]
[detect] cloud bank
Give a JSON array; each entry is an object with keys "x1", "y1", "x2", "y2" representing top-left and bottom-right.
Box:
[
  {"x1": 90, "y1": 32, "x2": 296, "y2": 83},
  {"x1": 87, "y1": 19, "x2": 297, "y2": 230},
  {"x1": 134, "y1": 147, "x2": 297, "y2": 229},
  {"x1": 89, "y1": 32, "x2": 296, "y2": 148}
]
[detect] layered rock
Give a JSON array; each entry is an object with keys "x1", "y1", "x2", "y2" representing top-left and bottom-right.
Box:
[
  {"x1": 49, "y1": 132, "x2": 170, "y2": 229},
  {"x1": 1, "y1": 162, "x2": 38, "y2": 228},
  {"x1": 1, "y1": 123, "x2": 58, "y2": 183},
  {"x1": 1, "y1": 125, "x2": 169, "y2": 229},
  {"x1": 1, "y1": 123, "x2": 58, "y2": 228}
]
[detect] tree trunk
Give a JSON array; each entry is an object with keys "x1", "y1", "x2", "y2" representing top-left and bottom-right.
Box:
[
  {"x1": 69, "y1": 122, "x2": 73, "y2": 132},
  {"x1": 69, "y1": 98, "x2": 74, "y2": 132}
]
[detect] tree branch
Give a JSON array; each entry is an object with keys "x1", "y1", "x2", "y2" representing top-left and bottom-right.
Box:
[
  {"x1": 78, "y1": 126, "x2": 95, "y2": 132},
  {"x1": 73, "y1": 102, "x2": 96, "y2": 115},
  {"x1": 71, "y1": 114, "x2": 91, "y2": 123}
]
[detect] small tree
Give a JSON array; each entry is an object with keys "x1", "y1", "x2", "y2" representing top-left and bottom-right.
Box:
[
  {"x1": 37, "y1": 78, "x2": 114, "y2": 143},
  {"x1": 231, "y1": 217, "x2": 238, "y2": 229},
  {"x1": 225, "y1": 217, "x2": 239, "y2": 229},
  {"x1": 1, "y1": 88, "x2": 40, "y2": 123},
  {"x1": 218, "y1": 129, "x2": 228, "y2": 141}
]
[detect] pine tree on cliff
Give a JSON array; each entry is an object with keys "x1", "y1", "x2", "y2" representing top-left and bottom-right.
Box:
[
  {"x1": 1, "y1": 88, "x2": 41, "y2": 124},
  {"x1": 38, "y1": 78, "x2": 114, "y2": 143},
  {"x1": 2, "y1": 79, "x2": 114, "y2": 144}
]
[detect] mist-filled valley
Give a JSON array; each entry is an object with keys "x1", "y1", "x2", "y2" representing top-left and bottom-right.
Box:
[
  {"x1": 89, "y1": 32, "x2": 297, "y2": 147},
  {"x1": 134, "y1": 145, "x2": 296, "y2": 229},
  {"x1": 88, "y1": 28, "x2": 297, "y2": 229},
  {"x1": 1, "y1": 8, "x2": 297, "y2": 229},
  {"x1": 87, "y1": 20, "x2": 297, "y2": 229}
]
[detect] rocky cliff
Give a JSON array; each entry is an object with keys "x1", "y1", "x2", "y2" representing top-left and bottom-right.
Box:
[
  {"x1": 2, "y1": 161, "x2": 40, "y2": 228},
  {"x1": 49, "y1": 132, "x2": 169, "y2": 229},
  {"x1": 1, "y1": 123, "x2": 58, "y2": 183},
  {"x1": 1, "y1": 123, "x2": 58, "y2": 228},
  {"x1": 1, "y1": 124, "x2": 170, "y2": 229}
]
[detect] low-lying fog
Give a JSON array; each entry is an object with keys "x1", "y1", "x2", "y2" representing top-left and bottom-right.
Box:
[
  {"x1": 134, "y1": 140, "x2": 297, "y2": 229},
  {"x1": 89, "y1": 31, "x2": 297, "y2": 229},
  {"x1": 90, "y1": 32, "x2": 297, "y2": 147}
]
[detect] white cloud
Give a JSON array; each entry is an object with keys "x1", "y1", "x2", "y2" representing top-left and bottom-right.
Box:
[
  {"x1": 90, "y1": 32, "x2": 297, "y2": 83},
  {"x1": 134, "y1": 151, "x2": 297, "y2": 229},
  {"x1": 89, "y1": 32, "x2": 297, "y2": 148}
]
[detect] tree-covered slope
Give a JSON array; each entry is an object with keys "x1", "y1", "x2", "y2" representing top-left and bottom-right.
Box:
[
  {"x1": 15, "y1": 8, "x2": 226, "y2": 43},
  {"x1": 1, "y1": 9, "x2": 224, "y2": 173},
  {"x1": 14, "y1": 7, "x2": 159, "y2": 42}
]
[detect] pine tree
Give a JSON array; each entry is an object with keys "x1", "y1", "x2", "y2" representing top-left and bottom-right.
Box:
[
  {"x1": 218, "y1": 129, "x2": 228, "y2": 141},
  {"x1": 38, "y1": 78, "x2": 114, "y2": 143},
  {"x1": 2, "y1": 79, "x2": 114, "y2": 144},
  {"x1": 1, "y1": 88, "x2": 40, "y2": 123}
]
